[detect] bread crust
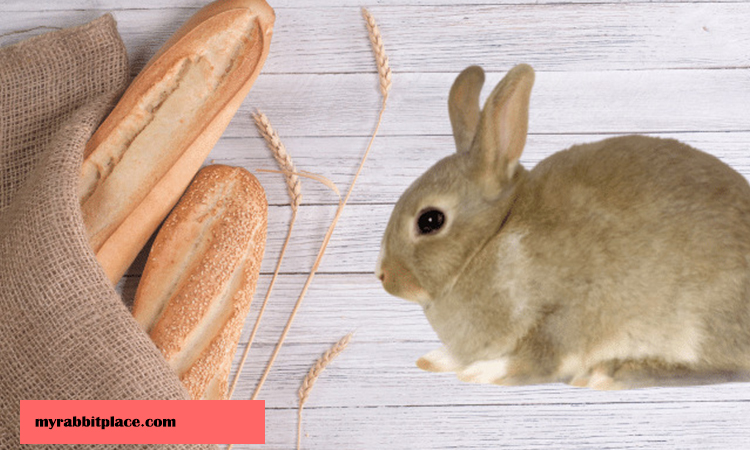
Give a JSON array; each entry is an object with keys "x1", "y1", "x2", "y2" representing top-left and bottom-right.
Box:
[
  {"x1": 133, "y1": 164, "x2": 267, "y2": 400},
  {"x1": 79, "y1": 0, "x2": 274, "y2": 284}
]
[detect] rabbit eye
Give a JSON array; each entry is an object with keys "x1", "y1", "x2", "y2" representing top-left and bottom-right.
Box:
[{"x1": 417, "y1": 209, "x2": 445, "y2": 235}]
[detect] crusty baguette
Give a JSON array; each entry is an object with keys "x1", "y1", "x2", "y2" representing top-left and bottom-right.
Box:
[
  {"x1": 79, "y1": 0, "x2": 274, "y2": 284},
  {"x1": 132, "y1": 164, "x2": 267, "y2": 400}
]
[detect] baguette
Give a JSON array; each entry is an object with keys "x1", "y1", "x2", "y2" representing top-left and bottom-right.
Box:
[
  {"x1": 79, "y1": 0, "x2": 274, "y2": 284},
  {"x1": 132, "y1": 164, "x2": 267, "y2": 400}
]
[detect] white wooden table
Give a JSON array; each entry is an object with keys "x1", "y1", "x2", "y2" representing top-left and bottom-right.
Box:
[{"x1": 3, "y1": 1, "x2": 750, "y2": 448}]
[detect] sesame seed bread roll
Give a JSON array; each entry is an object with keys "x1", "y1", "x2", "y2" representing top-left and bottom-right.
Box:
[
  {"x1": 79, "y1": 0, "x2": 274, "y2": 284},
  {"x1": 132, "y1": 165, "x2": 267, "y2": 400}
]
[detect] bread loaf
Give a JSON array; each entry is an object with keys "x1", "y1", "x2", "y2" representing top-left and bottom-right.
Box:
[
  {"x1": 79, "y1": 0, "x2": 274, "y2": 284},
  {"x1": 132, "y1": 164, "x2": 267, "y2": 400}
]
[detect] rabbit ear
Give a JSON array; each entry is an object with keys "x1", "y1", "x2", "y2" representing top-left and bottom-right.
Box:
[
  {"x1": 472, "y1": 64, "x2": 535, "y2": 196},
  {"x1": 449, "y1": 66, "x2": 485, "y2": 153}
]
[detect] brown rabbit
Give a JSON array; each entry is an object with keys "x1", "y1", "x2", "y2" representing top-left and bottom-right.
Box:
[{"x1": 376, "y1": 64, "x2": 750, "y2": 389}]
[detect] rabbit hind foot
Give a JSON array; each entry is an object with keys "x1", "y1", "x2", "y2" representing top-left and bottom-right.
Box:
[
  {"x1": 566, "y1": 358, "x2": 706, "y2": 390},
  {"x1": 568, "y1": 366, "x2": 626, "y2": 390}
]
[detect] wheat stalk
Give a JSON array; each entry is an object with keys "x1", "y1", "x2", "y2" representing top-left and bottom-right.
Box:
[
  {"x1": 226, "y1": 111, "x2": 302, "y2": 402},
  {"x1": 249, "y1": 8, "x2": 392, "y2": 404},
  {"x1": 297, "y1": 333, "x2": 353, "y2": 450}
]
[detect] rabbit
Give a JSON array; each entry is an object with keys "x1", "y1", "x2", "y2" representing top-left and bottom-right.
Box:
[{"x1": 376, "y1": 64, "x2": 750, "y2": 390}]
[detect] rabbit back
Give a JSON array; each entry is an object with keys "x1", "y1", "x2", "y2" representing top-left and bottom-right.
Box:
[{"x1": 470, "y1": 135, "x2": 750, "y2": 382}]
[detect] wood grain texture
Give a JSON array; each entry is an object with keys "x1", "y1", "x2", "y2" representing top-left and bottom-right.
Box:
[
  {"x1": 3, "y1": 4, "x2": 750, "y2": 73},
  {"x1": 240, "y1": 71, "x2": 750, "y2": 137},
  {"x1": 204, "y1": 132, "x2": 750, "y2": 206},
  {"x1": 3, "y1": 0, "x2": 748, "y2": 10},
  {"x1": 267, "y1": 403, "x2": 750, "y2": 450},
  {"x1": 6, "y1": 0, "x2": 750, "y2": 448}
]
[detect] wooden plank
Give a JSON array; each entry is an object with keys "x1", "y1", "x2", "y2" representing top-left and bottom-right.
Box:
[
  {"x1": 227, "y1": 338, "x2": 750, "y2": 409},
  {"x1": 3, "y1": 16, "x2": 747, "y2": 136},
  {"x1": 205, "y1": 132, "x2": 750, "y2": 206},
  {"x1": 2, "y1": 0, "x2": 746, "y2": 12},
  {"x1": 260, "y1": 402, "x2": 750, "y2": 449},
  {"x1": 234, "y1": 70, "x2": 750, "y2": 138},
  {"x1": 124, "y1": 167, "x2": 750, "y2": 274},
  {"x1": 260, "y1": 2, "x2": 750, "y2": 73},
  {"x1": 2, "y1": 4, "x2": 750, "y2": 73},
  {"x1": 207, "y1": 69, "x2": 750, "y2": 137}
]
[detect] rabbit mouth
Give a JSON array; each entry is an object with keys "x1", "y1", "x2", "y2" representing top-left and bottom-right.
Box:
[{"x1": 377, "y1": 256, "x2": 430, "y2": 304}]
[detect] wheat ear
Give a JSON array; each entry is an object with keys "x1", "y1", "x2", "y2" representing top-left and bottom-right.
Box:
[
  {"x1": 361, "y1": 8, "x2": 392, "y2": 100},
  {"x1": 252, "y1": 112, "x2": 302, "y2": 211},
  {"x1": 249, "y1": 8, "x2": 392, "y2": 402},
  {"x1": 226, "y1": 111, "x2": 302, "y2": 401},
  {"x1": 297, "y1": 333, "x2": 353, "y2": 450}
]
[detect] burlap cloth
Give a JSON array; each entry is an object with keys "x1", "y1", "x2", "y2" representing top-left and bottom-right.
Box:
[{"x1": 0, "y1": 15, "x2": 218, "y2": 449}]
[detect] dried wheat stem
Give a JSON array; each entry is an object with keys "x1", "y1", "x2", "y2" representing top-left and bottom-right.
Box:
[
  {"x1": 226, "y1": 213, "x2": 297, "y2": 399},
  {"x1": 226, "y1": 112, "x2": 302, "y2": 401},
  {"x1": 297, "y1": 333, "x2": 353, "y2": 450},
  {"x1": 250, "y1": 7, "x2": 391, "y2": 403}
]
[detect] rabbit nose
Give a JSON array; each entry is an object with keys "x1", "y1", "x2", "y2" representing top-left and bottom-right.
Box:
[
  {"x1": 376, "y1": 246, "x2": 386, "y2": 282},
  {"x1": 376, "y1": 260, "x2": 386, "y2": 282}
]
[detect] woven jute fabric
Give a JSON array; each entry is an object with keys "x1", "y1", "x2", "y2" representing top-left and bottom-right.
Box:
[{"x1": 0, "y1": 15, "x2": 217, "y2": 449}]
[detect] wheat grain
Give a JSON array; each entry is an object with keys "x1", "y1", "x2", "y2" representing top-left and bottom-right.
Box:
[
  {"x1": 252, "y1": 111, "x2": 302, "y2": 211},
  {"x1": 298, "y1": 333, "x2": 353, "y2": 407},
  {"x1": 362, "y1": 8, "x2": 392, "y2": 99},
  {"x1": 297, "y1": 333, "x2": 353, "y2": 450}
]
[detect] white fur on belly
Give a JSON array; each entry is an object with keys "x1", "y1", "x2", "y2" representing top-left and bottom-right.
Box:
[{"x1": 494, "y1": 232, "x2": 533, "y2": 320}]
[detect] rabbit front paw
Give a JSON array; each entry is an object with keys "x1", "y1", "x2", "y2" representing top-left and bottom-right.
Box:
[{"x1": 416, "y1": 348, "x2": 510, "y2": 384}]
